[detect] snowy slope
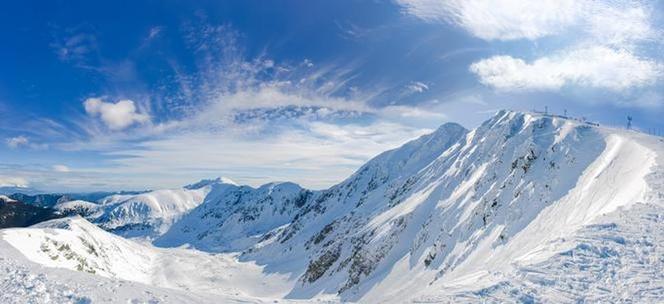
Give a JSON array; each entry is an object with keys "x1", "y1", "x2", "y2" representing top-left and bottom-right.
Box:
[
  {"x1": 1, "y1": 110, "x2": 662, "y2": 303},
  {"x1": 2, "y1": 216, "x2": 156, "y2": 283},
  {"x1": 157, "y1": 122, "x2": 467, "y2": 254},
  {"x1": 236, "y1": 110, "x2": 663, "y2": 302},
  {"x1": 0, "y1": 216, "x2": 314, "y2": 303},
  {"x1": 156, "y1": 181, "x2": 311, "y2": 251},
  {"x1": 91, "y1": 178, "x2": 236, "y2": 239},
  {"x1": 0, "y1": 238, "x2": 304, "y2": 304},
  {"x1": 0, "y1": 195, "x2": 16, "y2": 203},
  {"x1": 430, "y1": 203, "x2": 664, "y2": 303}
]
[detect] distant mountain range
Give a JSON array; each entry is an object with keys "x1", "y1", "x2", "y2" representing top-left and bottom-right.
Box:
[
  {"x1": 0, "y1": 195, "x2": 61, "y2": 228},
  {"x1": 0, "y1": 186, "x2": 42, "y2": 196},
  {"x1": 5, "y1": 191, "x2": 148, "y2": 208}
]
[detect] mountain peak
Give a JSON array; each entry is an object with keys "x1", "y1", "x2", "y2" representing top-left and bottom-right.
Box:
[
  {"x1": 184, "y1": 177, "x2": 238, "y2": 189},
  {"x1": 0, "y1": 195, "x2": 16, "y2": 203}
]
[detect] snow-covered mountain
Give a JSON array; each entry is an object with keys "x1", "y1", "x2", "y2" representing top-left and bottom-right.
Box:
[
  {"x1": 0, "y1": 216, "x2": 306, "y2": 303},
  {"x1": 1, "y1": 110, "x2": 662, "y2": 303},
  {"x1": 44, "y1": 178, "x2": 237, "y2": 239},
  {"x1": 54, "y1": 200, "x2": 102, "y2": 218},
  {"x1": 158, "y1": 110, "x2": 662, "y2": 302},
  {"x1": 89, "y1": 179, "x2": 229, "y2": 239},
  {"x1": 156, "y1": 181, "x2": 311, "y2": 251},
  {"x1": 2, "y1": 216, "x2": 156, "y2": 283},
  {"x1": 156, "y1": 122, "x2": 467, "y2": 254}
]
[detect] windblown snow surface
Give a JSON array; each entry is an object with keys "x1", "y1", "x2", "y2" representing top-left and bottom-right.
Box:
[{"x1": 1, "y1": 110, "x2": 662, "y2": 303}]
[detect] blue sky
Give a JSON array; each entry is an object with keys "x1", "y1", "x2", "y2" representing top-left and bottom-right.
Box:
[{"x1": 1, "y1": 0, "x2": 662, "y2": 192}]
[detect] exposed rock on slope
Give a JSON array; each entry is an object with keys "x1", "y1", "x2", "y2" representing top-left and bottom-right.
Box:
[
  {"x1": 54, "y1": 200, "x2": 102, "y2": 218},
  {"x1": 156, "y1": 181, "x2": 311, "y2": 251}
]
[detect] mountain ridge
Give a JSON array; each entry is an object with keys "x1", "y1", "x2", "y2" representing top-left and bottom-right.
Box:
[{"x1": 1, "y1": 110, "x2": 662, "y2": 303}]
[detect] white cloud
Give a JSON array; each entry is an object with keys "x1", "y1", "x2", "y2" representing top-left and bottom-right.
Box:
[
  {"x1": 378, "y1": 105, "x2": 447, "y2": 128},
  {"x1": 62, "y1": 63, "x2": 440, "y2": 189},
  {"x1": 396, "y1": 0, "x2": 655, "y2": 43},
  {"x1": 84, "y1": 98, "x2": 150, "y2": 130},
  {"x1": 103, "y1": 120, "x2": 431, "y2": 189},
  {"x1": 0, "y1": 176, "x2": 28, "y2": 188},
  {"x1": 397, "y1": 0, "x2": 581, "y2": 40},
  {"x1": 74, "y1": 78, "x2": 440, "y2": 188},
  {"x1": 586, "y1": 2, "x2": 655, "y2": 47},
  {"x1": 6, "y1": 136, "x2": 29, "y2": 148},
  {"x1": 406, "y1": 81, "x2": 429, "y2": 93},
  {"x1": 201, "y1": 85, "x2": 370, "y2": 119},
  {"x1": 469, "y1": 46, "x2": 663, "y2": 91},
  {"x1": 52, "y1": 165, "x2": 71, "y2": 173},
  {"x1": 5, "y1": 136, "x2": 48, "y2": 150},
  {"x1": 148, "y1": 26, "x2": 163, "y2": 40},
  {"x1": 397, "y1": 0, "x2": 662, "y2": 95},
  {"x1": 43, "y1": 22, "x2": 450, "y2": 190},
  {"x1": 0, "y1": 163, "x2": 127, "y2": 192}
]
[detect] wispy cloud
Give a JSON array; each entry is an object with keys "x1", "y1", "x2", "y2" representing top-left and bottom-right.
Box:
[
  {"x1": 102, "y1": 120, "x2": 431, "y2": 189},
  {"x1": 52, "y1": 164, "x2": 71, "y2": 173},
  {"x1": 396, "y1": 0, "x2": 663, "y2": 97},
  {"x1": 396, "y1": 0, "x2": 656, "y2": 43},
  {"x1": 50, "y1": 32, "x2": 97, "y2": 64},
  {"x1": 0, "y1": 163, "x2": 126, "y2": 192},
  {"x1": 0, "y1": 176, "x2": 28, "y2": 188},
  {"x1": 6, "y1": 136, "x2": 29, "y2": 149},
  {"x1": 5, "y1": 136, "x2": 48, "y2": 150},
  {"x1": 406, "y1": 81, "x2": 429, "y2": 94},
  {"x1": 147, "y1": 26, "x2": 163, "y2": 40},
  {"x1": 397, "y1": 0, "x2": 582, "y2": 41},
  {"x1": 31, "y1": 19, "x2": 447, "y2": 190}
]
